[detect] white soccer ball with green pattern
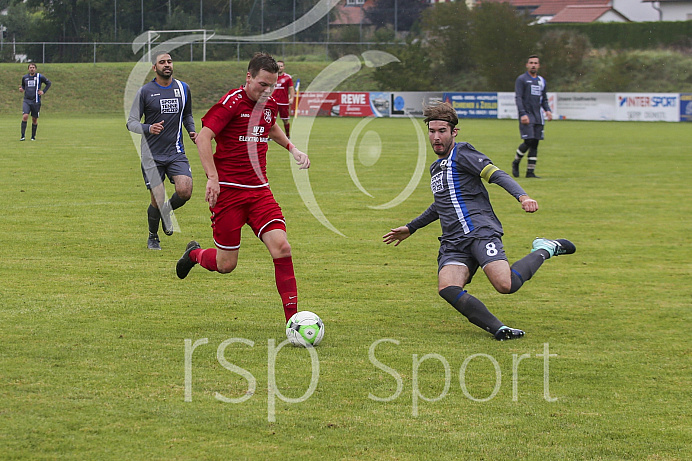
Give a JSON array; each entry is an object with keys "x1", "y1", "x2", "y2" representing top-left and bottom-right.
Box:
[{"x1": 286, "y1": 311, "x2": 324, "y2": 347}]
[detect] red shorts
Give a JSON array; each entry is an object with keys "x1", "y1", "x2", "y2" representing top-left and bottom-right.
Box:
[
  {"x1": 277, "y1": 103, "x2": 290, "y2": 120},
  {"x1": 210, "y1": 187, "x2": 286, "y2": 250}
]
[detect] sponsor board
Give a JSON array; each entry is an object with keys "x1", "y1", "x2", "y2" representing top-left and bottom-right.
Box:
[
  {"x1": 615, "y1": 93, "x2": 679, "y2": 122},
  {"x1": 369, "y1": 92, "x2": 391, "y2": 117},
  {"x1": 680, "y1": 94, "x2": 692, "y2": 122},
  {"x1": 337, "y1": 92, "x2": 375, "y2": 117},
  {"x1": 296, "y1": 91, "x2": 339, "y2": 117},
  {"x1": 555, "y1": 93, "x2": 615, "y2": 121},
  {"x1": 390, "y1": 92, "x2": 443, "y2": 118},
  {"x1": 443, "y1": 93, "x2": 498, "y2": 119}
]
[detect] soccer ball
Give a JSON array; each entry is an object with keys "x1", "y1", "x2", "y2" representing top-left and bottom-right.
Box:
[{"x1": 286, "y1": 311, "x2": 325, "y2": 347}]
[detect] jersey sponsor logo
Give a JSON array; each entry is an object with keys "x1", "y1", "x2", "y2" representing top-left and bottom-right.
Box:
[
  {"x1": 238, "y1": 135, "x2": 270, "y2": 143},
  {"x1": 252, "y1": 125, "x2": 265, "y2": 136},
  {"x1": 531, "y1": 85, "x2": 542, "y2": 96},
  {"x1": 174, "y1": 88, "x2": 181, "y2": 98},
  {"x1": 27, "y1": 80, "x2": 36, "y2": 87},
  {"x1": 431, "y1": 171, "x2": 444, "y2": 194},
  {"x1": 160, "y1": 98, "x2": 180, "y2": 114},
  {"x1": 263, "y1": 109, "x2": 272, "y2": 124}
]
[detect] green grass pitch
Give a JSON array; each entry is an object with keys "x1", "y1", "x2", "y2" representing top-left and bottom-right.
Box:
[{"x1": 1, "y1": 114, "x2": 690, "y2": 459}]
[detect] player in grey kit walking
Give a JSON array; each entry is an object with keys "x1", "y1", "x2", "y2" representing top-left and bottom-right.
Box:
[
  {"x1": 19, "y1": 63, "x2": 51, "y2": 141},
  {"x1": 127, "y1": 52, "x2": 197, "y2": 250},
  {"x1": 384, "y1": 102, "x2": 574, "y2": 341},
  {"x1": 512, "y1": 55, "x2": 552, "y2": 178}
]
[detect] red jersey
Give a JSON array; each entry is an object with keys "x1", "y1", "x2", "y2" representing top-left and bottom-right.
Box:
[
  {"x1": 201, "y1": 87, "x2": 278, "y2": 188},
  {"x1": 272, "y1": 73, "x2": 293, "y2": 105}
]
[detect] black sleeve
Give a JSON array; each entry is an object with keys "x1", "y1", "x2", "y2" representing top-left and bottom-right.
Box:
[
  {"x1": 41, "y1": 75, "x2": 51, "y2": 93},
  {"x1": 488, "y1": 169, "x2": 527, "y2": 201},
  {"x1": 126, "y1": 89, "x2": 147, "y2": 135},
  {"x1": 183, "y1": 84, "x2": 196, "y2": 133},
  {"x1": 406, "y1": 203, "x2": 439, "y2": 234}
]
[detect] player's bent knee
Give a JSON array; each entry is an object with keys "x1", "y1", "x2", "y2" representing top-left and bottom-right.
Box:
[{"x1": 217, "y1": 260, "x2": 237, "y2": 274}]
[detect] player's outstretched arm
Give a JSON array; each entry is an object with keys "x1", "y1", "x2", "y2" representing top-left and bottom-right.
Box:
[
  {"x1": 196, "y1": 126, "x2": 220, "y2": 208},
  {"x1": 269, "y1": 123, "x2": 310, "y2": 169},
  {"x1": 519, "y1": 195, "x2": 538, "y2": 213},
  {"x1": 383, "y1": 226, "x2": 411, "y2": 246}
]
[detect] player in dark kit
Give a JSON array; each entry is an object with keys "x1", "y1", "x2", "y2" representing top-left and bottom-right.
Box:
[
  {"x1": 19, "y1": 63, "x2": 51, "y2": 141},
  {"x1": 127, "y1": 53, "x2": 197, "y2": 250},
  {"x1": 512, "y1": 55, "x2": 552, "y2": 178},
  {"x1": 175, "y1": 53, "x2": 310, "y2": 323},
  {"x1": 384, "y1": 102, "x2": 574, "y2": 341},
  {"x1": 272, "y1": 60, "x2": 294, "y2": 138}
]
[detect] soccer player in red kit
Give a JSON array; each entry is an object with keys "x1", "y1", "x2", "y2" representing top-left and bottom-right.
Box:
[
  {"x1": 176, "y1": 53, "x2": 310, "y2": 322},
  {"x1": 272, "y1": 60, "x2": 294, "y2": 138}
]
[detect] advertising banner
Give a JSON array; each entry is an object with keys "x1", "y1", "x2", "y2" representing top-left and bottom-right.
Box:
[
  {"x1": 615, "y1": 93, "x2": 680, "y2": 122},
  {"x1": 497, "y1": 92, "x2": 556, "y2": 120},
  {"x1": 497, "y1": 92, "x2": 517, "y2": 119},
  {"x1": 296, "y1": 92, "x2": 339, "y2": 117},
  {"x1": 336, "y1": 92, "x2": 375, "y2": 117},
  {"x1": 680, "y1": 93, "x2": 692, "y2": 122},
  {"x1": 555, "y1": 93, "x2": 615, "y2": 120},
  {"x1": 443, "y1": 93, "x2": 498, "y2": 119},
  {"x1": 390, "y1": 92, "x2": 443, "y2": 117},
  {"x1": 369, "y1": 92, "x2": 391, "y2": 117}
]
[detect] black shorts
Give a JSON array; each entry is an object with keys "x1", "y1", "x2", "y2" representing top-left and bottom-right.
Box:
[
  {"x1": 141, "y1": 153, "x2": 192, "y2": 190},
  {"x1": 22, "y1": 100, "x2": 41, "y2": 118},
  {"x1": 437, "y1": 235, "x2": 507, "y2": 284},
  {"x1": 519, "y1": 123, "x2": 544, "y2": 141}
]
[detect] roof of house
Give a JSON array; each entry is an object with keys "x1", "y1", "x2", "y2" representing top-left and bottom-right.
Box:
[
  {"x1": 330, "y1": 1, "x2": 374, "y2": 26},
  {"x1": 549, "y1": 5, "x2": 630, "y2": 23}
]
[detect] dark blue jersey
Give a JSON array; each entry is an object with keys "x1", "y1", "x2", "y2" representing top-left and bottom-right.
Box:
[
  {"x1": 127, "y1": 78, "x2": 196, "y2": 160},
  {"x1": 515, "y1": 72, "x2": 551, "y2": 125},
  {"x1": 21, "y1": 73, "x2": 51, "y2": 103},
  {"x1": 408, "y1": 142, "x2": 527, "y2": 245}
]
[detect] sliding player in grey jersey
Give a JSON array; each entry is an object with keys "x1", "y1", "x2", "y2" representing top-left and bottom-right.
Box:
[
  {"x1": 512, "y1": 55, "x2": 553, "y2": 178},
  {"x1": 384, "y1": 102, "x2": 574, "y2": 341},
  {"x1": 127, "y1": 52, "x2": 197, "y2": 250},
  {"x1": 19, "y1": 63, "x2": 51, "y2": 141}
]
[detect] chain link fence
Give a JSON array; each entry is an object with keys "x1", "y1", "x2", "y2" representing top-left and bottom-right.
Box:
[{"x1": 0, "y1": 39, "x2": 403, "y2": 64}]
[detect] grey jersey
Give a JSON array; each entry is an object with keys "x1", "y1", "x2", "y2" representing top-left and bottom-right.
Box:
[
  {"x1": 126, "y1": 78, "x2": 195, "y2": 161},
  {"x1": 21, "y1": 73, "x2": 51, "y2": 103},
  {"x1": 515, "y1": 72, "x2": 551, "y2": 125},
  {"x1": 407, "y1": 142, "x2": 527, "y2": 245}
]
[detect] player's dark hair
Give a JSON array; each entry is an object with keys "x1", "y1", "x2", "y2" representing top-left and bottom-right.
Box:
[
  {"x1": 423, "y1": 102, "x2": 458, "y2": 128},
  {"x1": 28, "y1": 63, "x2": 36, "y2": 69},
  {"x1": 527, "y1": 54, "x2": 539, "y2": 61},
  {"x1": 248, "y1": 52, "x2": 279, "y2": 78},
  {"x1": 152, "y1": 52, "x2": 171, "y2": 65}
]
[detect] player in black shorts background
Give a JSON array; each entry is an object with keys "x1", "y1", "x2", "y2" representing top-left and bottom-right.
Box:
[
  {"x1": 127, "y1": 52, "x2": 197, "y2": 250},
  {"x1": 19, "y1": 63, "x2": 51, "y2": 141},
  {"x1": 512, "y1": 55, "x2": 552, "y2": 178},
  {"x1": 384, "y1": 102, "x2": 574, "y2": 341}
]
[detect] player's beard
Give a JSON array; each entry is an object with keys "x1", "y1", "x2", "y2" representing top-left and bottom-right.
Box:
[
  {"x1": 156, "y1": 68, "x2": 173, "y2": 79},
  {"x1": 432, "y1": 139, "x2": 453, "y2": 157}
]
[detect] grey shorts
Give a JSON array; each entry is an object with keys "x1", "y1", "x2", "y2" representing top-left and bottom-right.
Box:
[
  {"x1": 22, "y1": 100, "x2": 41, "y2": 118},
  {"x1": 437, "y1": 236, "x2": 507, "y2": 284},
  {"x1": 141, "y1": 153, "x2": 192, "y2": 190},
  {"x1": 519, "y1": 123, "x2": 544, "y2": 140}
]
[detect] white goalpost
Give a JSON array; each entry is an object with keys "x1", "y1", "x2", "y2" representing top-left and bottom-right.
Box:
[{"x1": 144, "y1": 29, "x2": 213, "y2": 62}]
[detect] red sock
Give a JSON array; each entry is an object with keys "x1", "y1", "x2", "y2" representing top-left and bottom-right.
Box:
[
  {"x1": 274, "y1": 256, "x2": 297, "y2": 322},
  {"x1": 192, "y1": 248, "x2": 218, "y2": 272}
]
